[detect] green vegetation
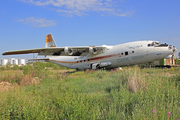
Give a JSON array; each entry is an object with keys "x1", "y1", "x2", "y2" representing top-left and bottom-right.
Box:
[
  {"x1": 159, "y1": 58, "x2": 166, "y2": 65},
  {"x1": 0, "y1": 64, "x2": 180, "y2": 119},
  {"x1": 175, "y1": 58, "x2": 180, "y2": 64},
  {"x1": 0, "y1": 62, "x2": 71, "y2": 71}
]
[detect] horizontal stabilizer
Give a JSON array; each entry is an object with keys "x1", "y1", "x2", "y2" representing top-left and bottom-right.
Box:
[{"x1": 28, "y1": 58, "x2": 50, "y2": 62}]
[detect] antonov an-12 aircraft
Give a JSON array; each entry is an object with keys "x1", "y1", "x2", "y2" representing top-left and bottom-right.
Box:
[{"x1": 2, "y1": 34, "x2": 177, "y2": 70}]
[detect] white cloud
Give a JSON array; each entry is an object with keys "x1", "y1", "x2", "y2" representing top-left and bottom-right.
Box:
[
  {"x1": 20, "y1": 0, "x2": 133, "y2": 16},
  {"x1": 174, "y1": 38, "x2": 180, "y2": 40},
  {"x1": 109, "y1": 11, "x2": 133, "y2": 17},
  {"x1": 18, "y1": 17, "x2": 56, "y2": 27}
]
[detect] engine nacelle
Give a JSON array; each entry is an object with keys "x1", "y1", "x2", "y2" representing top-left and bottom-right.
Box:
[
  {"x1": 84, "y1": 62, "x2": 111, "y2": 70},
  {"x1": 92, "y1": 63, "x2": 99, "y2": 70},
  {"x1": 100, "y1": 62, "x2": 111, "y2": 67},
  {"x1": 64, "y1": 47, "x2": 73, "y2": 55},
  {"x1": 89, "y1": 47, "x2": 97, "y2": 54}
]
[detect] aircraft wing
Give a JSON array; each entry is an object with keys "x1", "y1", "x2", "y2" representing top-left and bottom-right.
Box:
[
  {"x1": 2, "y1": 46, "x2": 106, "y2": 56},
  {"x1": 2, "y1": 47, "x2": 63, "y2": 55}
]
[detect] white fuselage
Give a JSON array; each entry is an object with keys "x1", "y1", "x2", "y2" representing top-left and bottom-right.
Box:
[{"x1": 48, "y1": 41, "x2": 175, "y2": 70}]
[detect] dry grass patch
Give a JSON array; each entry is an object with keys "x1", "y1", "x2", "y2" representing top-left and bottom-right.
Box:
[
  {"x1": 127, "y1": 67, "x2": 147, "y2": 93},
  {"x1": 0, "y1": 82, "x2": 18, "y2": 92},
  {"x1": 0, "y1": 75, "x2": 41, "y2": 92},
  {"x1": 19, "y1": 75, "x2": 41, "y2": 86}
]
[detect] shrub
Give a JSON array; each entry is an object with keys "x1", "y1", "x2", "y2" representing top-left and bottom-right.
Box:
[
  {"x1": 22, "y1": 64, "x2": 33, "y2": 75},
  {"x1": 12, "y1": 65, "x2": 19, "y2": 70}
]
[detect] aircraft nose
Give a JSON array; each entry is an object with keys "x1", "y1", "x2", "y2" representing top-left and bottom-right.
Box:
[
  {"x1": 169, "y1": 45, "x2": 177, "y2": 53},
  {"x1": 173, "y1": 46, "x2": 177, "y2": 53}
]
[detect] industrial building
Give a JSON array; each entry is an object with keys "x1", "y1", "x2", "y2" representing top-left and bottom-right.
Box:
[
  {"x1": 0, "y1": 59, "x2": 8, "y2": 66},
  {"x1": 0, "y1": 58, "x2": 27, "y2": 66},
  {"x1": 9, "y1": 58, "x2": 18, "y2": 65},
  {"x1": 154, "y1": 55, "x2": 175, "y2": 66},
  {"x1": 18, "y1": 59, "x2": 26, "y2": 65}
]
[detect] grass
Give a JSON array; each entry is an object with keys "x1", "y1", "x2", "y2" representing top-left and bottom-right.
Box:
[{"x1": 0, "y1": 65, "x2": 180, "y2": 119}]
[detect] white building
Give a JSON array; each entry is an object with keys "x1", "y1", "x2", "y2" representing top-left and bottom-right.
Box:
[
  {"x1": 8, "y1": 58, "x2": 18, "y2": 65},
  {"x1": 1, "y1": 59, "x2": 8, "y2": 66},
  {"x1": 18, "y1": 59, "x2": 26, "y2": 65},
  {"x1": 0, "y1": 58, "x2": 27, "y2": 66}
]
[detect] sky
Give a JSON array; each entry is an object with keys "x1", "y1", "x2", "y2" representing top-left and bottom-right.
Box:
[{"x1": 0, "y1": 0, "x2": 180, "y2": 59}]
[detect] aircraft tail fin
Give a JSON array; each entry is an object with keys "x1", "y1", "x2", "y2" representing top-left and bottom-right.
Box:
[{"x1": 45, "y1": 34, "x2": 57, "y2": 48}]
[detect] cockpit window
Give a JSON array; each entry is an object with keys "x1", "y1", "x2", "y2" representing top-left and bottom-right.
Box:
[
  {"x1": 148, "y1": 42, "x2": 154, "y2": 47},
  {"x1": 154, "y1": 41, "x2": 161, "y2": 46},
  {"x1": 148, "y1": 41, "x2": 166, "y2": 47}
]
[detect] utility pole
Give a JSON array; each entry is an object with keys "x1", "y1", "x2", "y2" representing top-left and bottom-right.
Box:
[
  {"x1": 32, "y1": 53, "x2": 35, "y2": 68},
  {"x1": 33, "y1": 53, "x2": 35, "y2": 63}
]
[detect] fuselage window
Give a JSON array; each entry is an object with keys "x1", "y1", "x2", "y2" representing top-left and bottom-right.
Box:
[
  {"x1": 77, "y1": 61, "x2": 79, "y2": 63},
  {"x1": 121, "y1": 53, "x2": 123, "y2": 55},
  {"x1": 88, "y1": 59, "x2": 89, "y2": 61},
  {"x1": 84, "y1": 60, "x2": 86, "y2": 62},
  {"x1": 132, "y1": 51, "x2": 134, "y2": 53},
  {"x1": 125, "y1": 51, "x2": 128, "y2": 55},
  {"x1": 148, "y1": 43, "x2": 154, "y2": 47},
  {"x1": 80, "y1": 60, "x2": 82, "y2": 62}
]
